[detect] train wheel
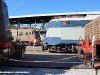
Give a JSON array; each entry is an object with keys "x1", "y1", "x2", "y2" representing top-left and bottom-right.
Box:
[
  {"x1": 14, "y1": 50, "x2": 24, "y2": 60},
  {"x1": 20, "y1": 45, "x2": 26, "y2": 59},
  {"x1": 42, "y1": 45, "x2": 48, "y2": 51},
  {"x1": 57, "y1": 49, "x2": 60, "y2": 53},
  {"x1": 48, "y1": 47, "x2": 51, "y2": 52},
  {"x1": 71, "y1": 46, "x2": 77, "y2": 53},
  {"x1": 13, "y1": 51, "x2": 21, "y2": 60},
  {"x1": 85, "y1": 63, "x2": 90, "y2": 67},
  {"x1": 13, "y1": 45, "x2": 25, "y2": 60},
  {"x1": 41, "y1": 45, "x2": 44, "y2": 51},
  {"x1": 8, "y1": 47, "x2": 16, "y2": 58},
  {"x1": 21, "y1": 50, "x2": 25, "y2": 59}
]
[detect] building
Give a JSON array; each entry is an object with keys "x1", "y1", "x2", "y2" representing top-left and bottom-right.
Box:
[{"x1": 85, "y1": 16, "x2": 100, "y2": 39}]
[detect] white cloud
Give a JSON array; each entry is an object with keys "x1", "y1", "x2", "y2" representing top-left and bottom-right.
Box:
[{"x1": 14, "y1": 0, "x2": 32, "y2": 8}]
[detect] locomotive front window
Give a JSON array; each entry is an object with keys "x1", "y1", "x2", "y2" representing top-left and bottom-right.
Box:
[
  {"x1": 54, "y1": 21, "x2": 58, "y2": 27},
  {"x1": 32, "y1": 31, "x2": 34, "y2": 35},
  {"x1": 49, "y1": 21, "x2": 54, "y2": 28},
  {"x1": 48, "y1": 21, "x2": 58, "y2": 28},
  {"x1": 19, "y1": 32, "x2": 23, "y2": 36}
]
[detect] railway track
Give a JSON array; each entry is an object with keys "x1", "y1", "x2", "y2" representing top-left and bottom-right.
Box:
[
  {"x1": 0, "y1": 54, "x2": 91, "y2": 69},
  {"x1": 0, "y1": 46, "x2": 100, "y2": 75},
  {"x1": 0, "y1": 46, "x2": 91, "y2": 69}
]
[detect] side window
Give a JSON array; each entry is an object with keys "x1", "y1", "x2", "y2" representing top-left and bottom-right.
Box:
[
  {"x1": 49, "y1": 21, "x2": 54, "y2": 28},
  {"x1": 29, "y1": 32, "x2": 31, "y2": 35},
  {"x1": 54, "y1": 21, "x2": 58, "y2": 27},
  {"x1": 32, "y1": 31, "x2": 34, "y2": 35},
  {"x1": 62, "y1": 21, "x2": 70, "y2": 26},
  {"x1": 25, "y1": 32, "x2": 28, "y2": 35},
  {"x1": 19, "y1": 32, "x2": 23, "y2": 36}
]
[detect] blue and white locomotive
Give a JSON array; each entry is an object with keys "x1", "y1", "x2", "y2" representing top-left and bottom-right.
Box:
[{"x1": 42, "y1": 16, "x2": 99, "y2": 53}]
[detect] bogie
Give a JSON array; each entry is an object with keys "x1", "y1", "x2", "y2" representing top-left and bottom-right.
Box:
[{"x1": 46, "y1": 44, "x2": 77, "y2": 53}]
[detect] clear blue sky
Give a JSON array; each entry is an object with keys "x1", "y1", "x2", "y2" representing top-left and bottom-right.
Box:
[{"x1": 6, "y1": 0, "x2": 100, "y2": 16}]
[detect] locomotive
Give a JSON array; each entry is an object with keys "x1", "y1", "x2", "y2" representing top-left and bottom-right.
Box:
[
  {"x1": 10, "y1": 27, "x2": 42, "y2": 46},
  {"x1": 42, "y1": 16, "x2": 99, "y2": 53},
  {"x1": 0, "y1": 0, "x2": 26, "y2": 63}
]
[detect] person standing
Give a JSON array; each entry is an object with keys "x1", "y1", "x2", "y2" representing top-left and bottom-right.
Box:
[{"x1": 19, "y1": 38, "x2": 22, "y2": 45}]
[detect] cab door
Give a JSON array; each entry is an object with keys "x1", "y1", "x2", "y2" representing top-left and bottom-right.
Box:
[
  {"x1": 28, "y1": 31, "x2": 32, "y2": 41},
  {"x1": 28, "y1": 31, "x2": 35, "y2": 42},
  {"x1": 24, "y1": 31, "x2": 29, "y2": 42}
]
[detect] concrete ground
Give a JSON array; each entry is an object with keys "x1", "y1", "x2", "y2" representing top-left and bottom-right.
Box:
[{"x1": 0, "y1": 46, "x2": 100, "y2": 75}]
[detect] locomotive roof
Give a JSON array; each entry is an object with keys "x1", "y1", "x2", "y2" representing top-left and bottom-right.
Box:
[{"x1": 50, "y1": 15, "x2": 100, "y2": 21}]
